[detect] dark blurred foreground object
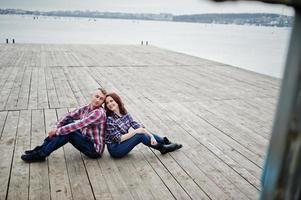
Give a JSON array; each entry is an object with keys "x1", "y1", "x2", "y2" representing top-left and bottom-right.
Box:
[
  {"x1": 212, "y1": 0, "x2": 301, "y2": 7},
  {"x1": 211, "y1": 0, "x2": 301, "y2": 199}
]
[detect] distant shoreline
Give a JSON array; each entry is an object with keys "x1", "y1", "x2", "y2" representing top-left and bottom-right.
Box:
[{"x1": 0, "y1": 8, "x2": 293, "y2": 27}]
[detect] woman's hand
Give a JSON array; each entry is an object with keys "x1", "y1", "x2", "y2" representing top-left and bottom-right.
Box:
[
  {"x1": 134, "y1": 127, "x2": 157, "y2": 145},
  {"x1": 133, "y1": 127, "x2": 147, "y2": 134},
  {"x1": 150, "y1": 135, "x2": 158, "y2": 146}
]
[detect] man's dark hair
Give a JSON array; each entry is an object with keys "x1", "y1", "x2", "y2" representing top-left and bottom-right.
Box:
[{"x1": 98, "y1": 87, "x2": 107, "y2": 95}]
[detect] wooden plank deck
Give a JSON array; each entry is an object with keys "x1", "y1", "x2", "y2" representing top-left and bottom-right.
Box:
[{"x1": 0, "y1": 44, "x2": 280, "y2": 200}]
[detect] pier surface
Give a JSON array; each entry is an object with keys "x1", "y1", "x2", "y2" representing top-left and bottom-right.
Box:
[{"x1": 0, "y1": 44, "x2": 280, "y2": 200}]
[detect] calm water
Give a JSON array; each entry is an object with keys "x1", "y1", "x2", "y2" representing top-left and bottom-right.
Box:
[{"x1": 0, "y1": 14, "x2": 292, "y2": 78}]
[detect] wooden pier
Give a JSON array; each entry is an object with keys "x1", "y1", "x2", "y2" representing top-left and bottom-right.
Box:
[{"x1": 0, "y1": 44, "x2": 280, "y2": 200}]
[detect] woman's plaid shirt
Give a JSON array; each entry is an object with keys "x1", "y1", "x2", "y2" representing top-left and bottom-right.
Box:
[{"x1": 105, "y1": 112, "x2": 141, "y2": 144}]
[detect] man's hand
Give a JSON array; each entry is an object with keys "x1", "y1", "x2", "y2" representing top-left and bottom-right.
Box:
[
  {"x1": 133, "y1": 127, "x2": 147, "y2": 134},
  {"x1": 48, "y1": 128, "x2": 58, "y2": 138}
]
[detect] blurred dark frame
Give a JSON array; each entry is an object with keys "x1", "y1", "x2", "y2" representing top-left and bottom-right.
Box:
[
  {"x1": 213, "y1": 0, "x2": 301, "y2": 8},
  {"x1": 210, "y1": 0, "x2": 301, "y2": 199}
]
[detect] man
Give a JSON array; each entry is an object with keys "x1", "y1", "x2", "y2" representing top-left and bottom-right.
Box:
[{"x1": 21, "y1": 88, "x2": 107, "y2": 162}]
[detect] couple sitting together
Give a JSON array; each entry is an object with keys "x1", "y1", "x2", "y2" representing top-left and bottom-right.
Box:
[{"x1": 21, "y1": 88, "x2": 182, "y2": 162}]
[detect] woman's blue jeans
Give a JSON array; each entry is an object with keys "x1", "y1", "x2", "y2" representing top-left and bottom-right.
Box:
[
  {"x1": 107, "y1": 133, "x2": 164, "y2": 158},
  {"x1": 38, "y1": 118, "x2": 100, "y2": 158}
]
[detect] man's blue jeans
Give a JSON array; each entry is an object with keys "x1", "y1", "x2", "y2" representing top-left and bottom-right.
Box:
[
  {"x1": 107, "y1": 133, "x2": 164, "y2": 158},
  {"x1": 38, "y1": 118, "x2": 100, "y2": 158}
]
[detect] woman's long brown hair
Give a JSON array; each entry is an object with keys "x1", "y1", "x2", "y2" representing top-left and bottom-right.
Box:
[{"x1": 104, "y1": 92, "x2": 127, "y2": 116}]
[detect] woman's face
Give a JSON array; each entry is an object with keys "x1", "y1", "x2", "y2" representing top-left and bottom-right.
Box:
[{"x1": 105, "y1": 96, "x2": 119, "y2": 112}]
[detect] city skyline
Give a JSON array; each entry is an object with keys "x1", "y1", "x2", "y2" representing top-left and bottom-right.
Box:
[{"x1": 0, "y1": 0, "x2": 294, "y2": 16}]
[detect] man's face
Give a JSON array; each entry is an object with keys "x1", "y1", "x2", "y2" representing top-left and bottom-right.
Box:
[{"x1": 91, "y1": 90, "x2": 106, "y2": 109}]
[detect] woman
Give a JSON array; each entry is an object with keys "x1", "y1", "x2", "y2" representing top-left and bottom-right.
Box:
[{"x1": 104, "y1": 92, "x2": 182, "y2": 158}]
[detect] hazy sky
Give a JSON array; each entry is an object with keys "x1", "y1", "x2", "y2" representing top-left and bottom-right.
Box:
[{"x1": 0, "y1": 0, "x2": 294, "y2": 15}]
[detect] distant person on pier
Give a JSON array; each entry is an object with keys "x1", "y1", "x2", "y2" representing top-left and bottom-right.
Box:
[
  {"x1": 104, "y1": 92, "x2": 182, "y2": 158},
  {"x1": 21, "y1": 88, "x2": 107, "y2": 162}
]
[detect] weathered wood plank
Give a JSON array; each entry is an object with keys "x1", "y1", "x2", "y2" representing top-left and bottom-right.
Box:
[
  {"x1": 0, "y1": 111, "x2": 19, "y2": 200},
  {"x1": 4, "y1": 53, "x2": 27, "y2": 110},
  {"x1": 51, "y1": 67, "x2": 69, "y2": 107},
  {"x1": 82, "y1": 157, "x2": 113, "y2": 200},
  {"x1": 97, "y1": 154, "x2": 136, "y2": 200},
  {"x1": 29, "y1": 109, "x2": 50, "y2": 200},
  {"x1": 45, "y1": 67, "x2": 60, "y2": 108},
  {"x1": 138, "y1": 147, "x2": 193, "y2": 200},
  {"x1": 0, "y1": 47, "x2": 15, "y2": 67},
  {"x1": 28, "y1": 66, "x2": 39, "y2": 109},
  {"x1": 0, "y1": 65, "x2": 12, "y2": 90},
  {"x1": 0, "y1": 111, "x2": 8, "y2": 138},
  {"x1": 16, "y1": 66, "x2": 32, "y2": 110},
  {"x1": 7, "y1": 110, "x2": 31, "y2": 200},
  {"x1": 62, "y1": 67, "x2": 86, "y2": 106},
  {"x1": 45, "y1": 109, "x2": 73, "y2": 200},
  {"x1": 57, "y1": 67, "x2": 79, "y2": 108},
  {"x1": 37, "y1": 64, "x2": 49, "y2": 109},
  {"x1": 44, "y1": 45, "x2": 60, "y2": 108},
  {"x1": 0, "y1": 66, "x2": 20, "y2": 110},
  {"x1": 111, "y1": 155, "x2": 157, "y2": 200},
  {"x1": 0, "y1": 51, "x2": 24, "y2": 106}
]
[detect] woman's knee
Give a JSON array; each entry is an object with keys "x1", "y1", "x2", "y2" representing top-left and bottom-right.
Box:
[
  {"x1": 134, "y1": 133, "x2": 149, "y2": 140},
  {"x1": 107, "y1": 146, "x2": 128, "y2": 158},
  {"x1": 137, "y1": 133, "x2": 150, "y2": 143},
  {"x1": 109, "y1": 151, "x2": 125, "y2": 158}
]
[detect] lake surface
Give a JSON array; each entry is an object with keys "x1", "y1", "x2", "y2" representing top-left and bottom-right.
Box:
[{"x1": 0, "y1": 14, "x2": 292, "y2": 78}]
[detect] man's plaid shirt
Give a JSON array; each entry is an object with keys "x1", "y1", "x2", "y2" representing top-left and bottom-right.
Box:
[{"x1": 56, "y1": 104, "x2": 106, "y2": 155}]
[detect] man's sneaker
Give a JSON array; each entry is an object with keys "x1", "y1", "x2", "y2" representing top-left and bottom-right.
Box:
[
  {"x1": 21, "y1": 151, "x2": 45, "y2": 162},
  {"x1": 24, "y1": 145, "x2": 42, "y2": 154}
]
